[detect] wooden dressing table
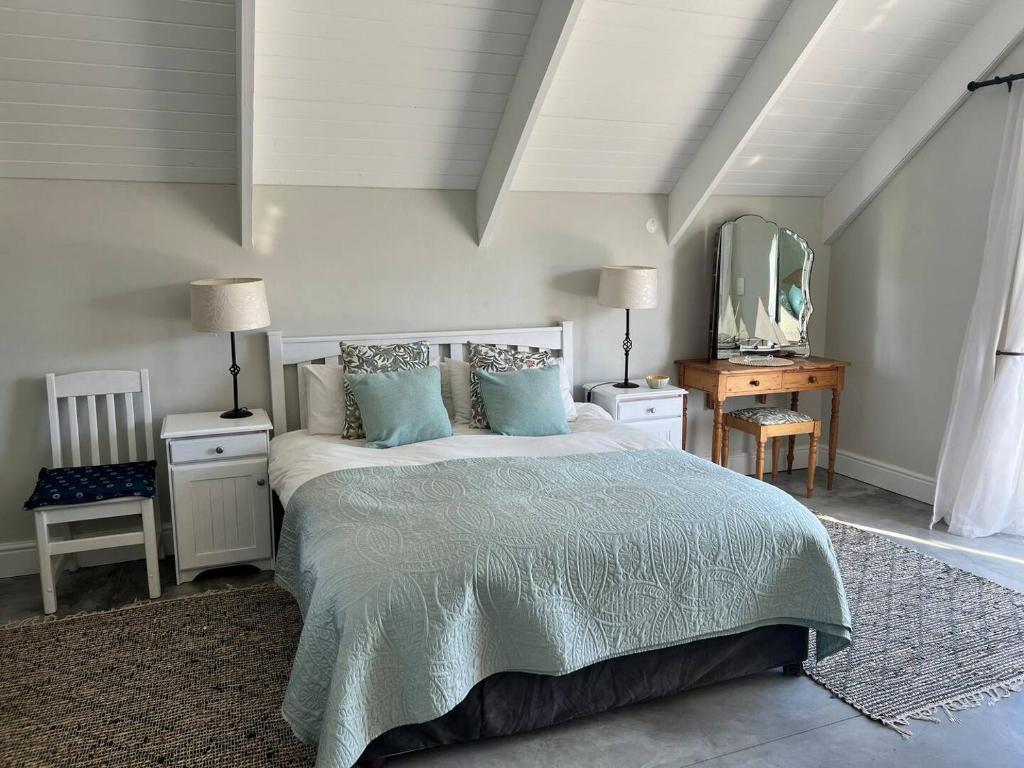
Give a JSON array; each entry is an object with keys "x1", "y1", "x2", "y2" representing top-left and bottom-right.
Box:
[{"x1": 675, "y1": 356, "x2": 849, "y2": 490}]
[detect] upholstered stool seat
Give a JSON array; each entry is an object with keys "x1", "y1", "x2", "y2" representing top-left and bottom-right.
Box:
[
  {"x1": 727, "y1": 407, "x2": 813, "y2": 427},
  {"x1": 723, "y1": 406, "x2": 821, "y2": 497}
]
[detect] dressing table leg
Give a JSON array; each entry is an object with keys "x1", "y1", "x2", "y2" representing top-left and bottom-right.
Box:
[
  {"x1": 712, "y1": 398, "x2": 725, "y2": 465},
  {"x1": 828, "y1": 389, "x2": 841, "y2": 490},
  {"x1": 787, "y1": 393, "x2": 798, "y2": 473},
  {"x1": 721, "y1": 426, "x2": 730, "y2": 467},
  {"x1": 772, "y1": 437, "x2": 781, "y2": 482}
]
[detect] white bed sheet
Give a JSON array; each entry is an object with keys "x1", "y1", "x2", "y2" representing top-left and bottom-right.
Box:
[{"x1": 269, "y1": 402, "x2": 670, "y2": 506}]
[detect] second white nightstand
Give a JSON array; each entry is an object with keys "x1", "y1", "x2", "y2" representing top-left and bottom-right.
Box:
[
  {"x1": 160, "y1": 409, "x2": 275, "y2": 585},
  {"x1": 584, "y1": 380, "x2": 687, "y2": 448}
]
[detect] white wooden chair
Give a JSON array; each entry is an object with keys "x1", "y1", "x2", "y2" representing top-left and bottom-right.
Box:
[{"x1": 29, "y1": 370, "x2": 161, "y2": 614}]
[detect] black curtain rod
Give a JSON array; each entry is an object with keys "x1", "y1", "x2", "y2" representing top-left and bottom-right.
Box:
[{"x1": 967, "y1": 72, "x2": 1024, "y2": 92}]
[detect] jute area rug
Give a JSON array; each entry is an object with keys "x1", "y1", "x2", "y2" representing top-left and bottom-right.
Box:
[
  {"x1": 809, "y1": 518, "x2": 1024, "y2": 735},
  {"x1": 1, "y1": 521, "x2": 1022, "y2": 766}
]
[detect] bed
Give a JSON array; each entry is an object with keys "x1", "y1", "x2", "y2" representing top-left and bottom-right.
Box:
[{"x1": 266, "y1": 323, "x2": 852, "y2": 768}]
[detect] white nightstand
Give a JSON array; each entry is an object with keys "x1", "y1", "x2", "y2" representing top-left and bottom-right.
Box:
[
  {"x1": 584, "y1": 381, "x2": 687, "y2": 448},
  {"x1": 160, "y1": 409, "x2": 275, "y2": 585}
]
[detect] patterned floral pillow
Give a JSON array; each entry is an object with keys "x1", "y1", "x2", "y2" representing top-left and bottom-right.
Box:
[
  {"x1": 340, "y1": 341, "x2": 429, "y2": 439},
  {"x1": 467, "y1": 343, "x2": 552, "y2": 429}
]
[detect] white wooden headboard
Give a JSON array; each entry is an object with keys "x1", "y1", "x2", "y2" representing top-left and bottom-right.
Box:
[{"x1": 266, "y1": 322, "x2": 574, "y2": 434}]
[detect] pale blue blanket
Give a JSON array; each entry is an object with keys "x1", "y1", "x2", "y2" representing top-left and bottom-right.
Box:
[{"x1": 276, "y1": 448, "x2": 851, "y2": 767}]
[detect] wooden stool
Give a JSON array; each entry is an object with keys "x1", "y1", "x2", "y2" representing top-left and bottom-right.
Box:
[{"x1": 722, "y1": 407, "x2": 821, "y2": 497}]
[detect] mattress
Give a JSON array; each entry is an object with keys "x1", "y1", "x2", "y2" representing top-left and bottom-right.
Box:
[{"x1": 269, "y1": 402, "x2": 668, "y2": 506}]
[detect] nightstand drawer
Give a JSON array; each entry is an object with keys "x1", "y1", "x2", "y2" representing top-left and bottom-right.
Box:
[
  {"x1": 618, "y1": 397, "x2": 683, "y2": 422},
  {"x1": 169, "y1": 432, "x2": 267, "y2": 464}
]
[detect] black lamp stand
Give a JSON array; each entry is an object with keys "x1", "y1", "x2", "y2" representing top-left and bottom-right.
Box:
[
  {"x1": 221, "y1": 331, "x2": 253, "y2": 419},
  {"x1": 614, "y1": 308, "x2": 640, "y2": 388}
]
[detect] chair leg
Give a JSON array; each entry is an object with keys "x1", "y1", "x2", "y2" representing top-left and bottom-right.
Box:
[
  {"x1": 721, "y1": 426, "x2": 731, "y2": 468},
  {"x1": 772, "y1": 437, "x2": 781, "y2": 483},
  {"x1": 34, "y1": 512, "x2": 57, "y2": 615},
  {"x1": 755, "y1": 437, "x2": 766, "y2": 482},
  {"x1": 807, "y1": 427, "x2": 820, "y2": 498},
  {"x1": 141, "y1": 500, "x2": 161, "y2": 600}
]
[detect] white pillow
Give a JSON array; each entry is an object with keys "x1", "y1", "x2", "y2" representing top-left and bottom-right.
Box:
[
  {"x1": 440, "y1": 361, "x2": 455, "y2": 420},
  {"x1": 300, "y1": 363, "x2": 345, "y2": 435},
  {"x1": 556, "y1": 360, "x2": 578, "y2": 421},
  {"x1": 442, "y1": 359, "x2": 473, "y2": 424},
  {"x1": 443, "y1": 357, "x2": 577, "y2": 423}
]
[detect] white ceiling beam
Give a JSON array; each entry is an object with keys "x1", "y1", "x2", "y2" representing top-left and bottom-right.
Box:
[
  {"x1": 666, "y1": 0, "x2": 846, "y2": 248},
  {"x1": 476, "y1": 0, "x2": 585, "y2": 247},
  {"x1": 237, "y1": 0, "x2": 255, "y2": 248},
  {"x1": 823, "y1": 3, "x2": 1024, "y2": 244}
]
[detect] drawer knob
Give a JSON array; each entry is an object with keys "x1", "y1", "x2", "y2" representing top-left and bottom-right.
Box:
[
  {"x1": 646, "y1": 407, "x2": 656, "y2": 414},
  {"x1": 809, "y1": 375, "x2": 818, "y2": 384},
  {"x1": 214, "y1": 446, "x2": 224, "y2": 454},
  {"x1": 750, "y1": 379, "x2": 760, "y2": 387},
  {"x1": 257, "y1": 478, "x2": 266, "y2": 487}
]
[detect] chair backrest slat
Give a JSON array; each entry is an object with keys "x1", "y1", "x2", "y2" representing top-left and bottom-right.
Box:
[
  {"x1": 45, "y1": 369, "x2": 153, "y2": 469},
  {"x1": 86, "y1": 395, "x2": 100, "y2": 465},
  {"x1": 66, "y1": 396, "x2": 82, "y2": 467},
  {"x1": 140, "y1": 370, "x2": 154, "y2": 461},
  {"x1": 105, "y1": 393, "x2": 119, "y2": 464},
  {"x1": 123, "y1": 392, "x2": 137, "y2": 462}
]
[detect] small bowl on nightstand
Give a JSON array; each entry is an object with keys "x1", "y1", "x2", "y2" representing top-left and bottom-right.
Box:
[{"x1": 646, "y1": 374, "x2": 670, "y2": 389}]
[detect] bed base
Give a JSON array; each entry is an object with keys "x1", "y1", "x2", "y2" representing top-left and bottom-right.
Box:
[{"x1": 356, "y1": 624, "x2": 809, "y2": 766}]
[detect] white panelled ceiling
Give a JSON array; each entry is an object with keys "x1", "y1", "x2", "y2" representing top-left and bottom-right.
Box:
[
  {"x1": 0, "y1": 0, "x2": 1016, "y2": 235},
  {"x1": 718, "y1": 0, "x2": 996, "y2": 196},
  {"x1": 512, "y1": 0, "x2": 792, "y2": 193},
  {"x1": 0, "y1": 0, "x2": 237, "y2": 182},
  {"x1": 252, "y1": 0, "x2": 540, "y2": 188}
]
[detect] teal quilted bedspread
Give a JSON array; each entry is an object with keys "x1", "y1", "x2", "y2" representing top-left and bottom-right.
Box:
[{"x1": 275, "y1": 448, "x2": 851, "y2": 767}]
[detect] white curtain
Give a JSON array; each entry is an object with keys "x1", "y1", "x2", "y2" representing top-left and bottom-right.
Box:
[{"x1": 933, "y1": 88, "x2": 1024, "y2": 538}]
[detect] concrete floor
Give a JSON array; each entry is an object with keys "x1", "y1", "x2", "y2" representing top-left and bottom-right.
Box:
[{"x1": 2, "y1": 470, "x2": 1022, "y2": 768}]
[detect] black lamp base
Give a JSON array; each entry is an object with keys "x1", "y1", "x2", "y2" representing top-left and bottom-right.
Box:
[
  {"x1": 613, "y1": 381, "x2": 640, "y2": 389},
  {"x1": 220, "y1": 406, "x2": 253, "y2": 419}
]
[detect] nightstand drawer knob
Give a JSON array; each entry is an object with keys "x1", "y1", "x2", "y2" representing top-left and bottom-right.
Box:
[
  {"x1": 214, "y1": 446, "x2": 224, "y2": 454},
  {"x1": 257, "y1": 478, "x2": 266, "y2": 486},
  {"x1": 646, "y1": 407, "x2": 656, "y2": 414}
]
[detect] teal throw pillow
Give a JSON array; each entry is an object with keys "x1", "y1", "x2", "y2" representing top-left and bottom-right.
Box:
[
  {"x1": 345, "y1": 367, "x2": 453, "y2": 449},
  {"x1": 476, "y1": 366, "x2": 570, "y2": 437}
]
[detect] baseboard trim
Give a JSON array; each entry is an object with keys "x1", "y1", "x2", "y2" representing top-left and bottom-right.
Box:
[
  {"x1": 828, "y1": 448, "x2": 936, "y2": 505},
  {"x1": 0, "y1": 525, "x2": 175, "y2": 580}
]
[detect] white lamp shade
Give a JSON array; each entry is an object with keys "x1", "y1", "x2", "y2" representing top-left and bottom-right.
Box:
[
  {"x1": 598, "y1": 266, "x2": 658, "y2": 310},
  {"x1": 190, "y1": 277, "x2": 271, "y2": 333}
]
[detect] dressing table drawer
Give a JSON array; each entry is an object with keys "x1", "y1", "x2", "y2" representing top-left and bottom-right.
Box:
[
  {"x1": 725, "y1": 372, "x2": 783, "y2": 395},
  {"x1": 782, "y1": 369, "x2": 838, "y2": 391}
]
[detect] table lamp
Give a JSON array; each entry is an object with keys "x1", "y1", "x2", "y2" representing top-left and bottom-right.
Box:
[
  {"x1": 598, "y1": 266, "x2": 658, "y2": 388},
  {"x1": 190, "y1": 277, "x2": 270, "y2": 418}
]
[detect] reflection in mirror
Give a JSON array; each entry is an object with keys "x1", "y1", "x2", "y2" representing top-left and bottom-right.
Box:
[{"x1": 709, "y1": 215, "x2": 813, "y2": 360}]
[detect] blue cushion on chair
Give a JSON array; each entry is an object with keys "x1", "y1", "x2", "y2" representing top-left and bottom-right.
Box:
[{"x1": 24, "y1": 460, "x2": 157, "y2": 510}]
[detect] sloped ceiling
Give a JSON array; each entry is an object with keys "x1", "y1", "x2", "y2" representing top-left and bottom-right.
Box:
[
  {"x1": 252, "y1": 0, "x2": 541, "y2": 188},
  {"x1": 0, "y1": 0, "x2": 1019, "y2": 247},
  {"x1": 512, "y1": 0, "x2": 792, "y2": 193},
  {"x1": 717, "y1": 0, "x2": 996, "y2": 196},
  {"x1": 0, "y1": 0, "x2": 237, "y2": 182}
]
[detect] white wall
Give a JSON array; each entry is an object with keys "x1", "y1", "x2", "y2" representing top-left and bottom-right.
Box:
[
  {"x1": 0, "y1": 179, "x2": 825, "y2": 573},
  {"x1": 824, "y1": 42, "x2": 1024, "y2": 502}
]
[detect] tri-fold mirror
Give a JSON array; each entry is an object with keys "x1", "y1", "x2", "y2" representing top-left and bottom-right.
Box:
[{"x1": 709, "y1": 214, "x2": 814, "y2": 360}]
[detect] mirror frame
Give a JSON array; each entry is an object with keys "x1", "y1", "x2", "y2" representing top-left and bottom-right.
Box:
[{"x1": 707, "y1": 215, "x2": 815, "y2": 361}]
